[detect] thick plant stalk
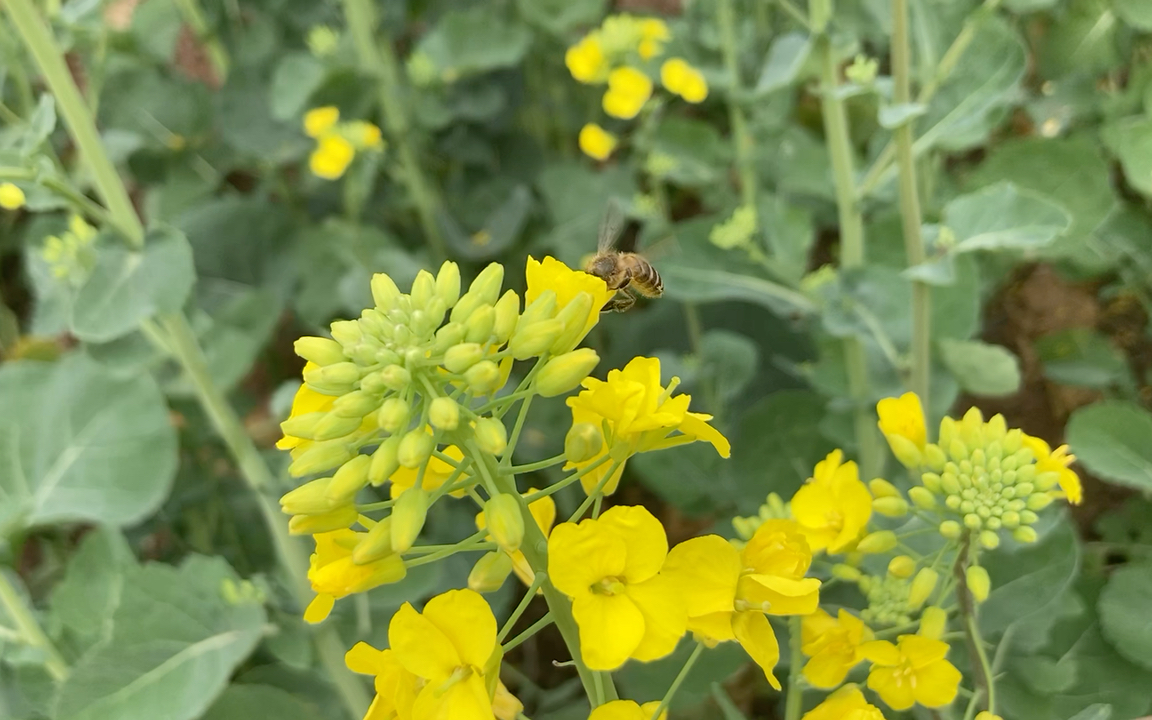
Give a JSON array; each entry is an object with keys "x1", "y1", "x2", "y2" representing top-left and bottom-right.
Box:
[
  {"x1": 716, "y1": 0, "x2": 757, "y2": 208},
  {"x1": 2, "y1": 1, "x2": 368, "y2": 715},
  {"x1": 891, "y1": 0, "x2": 931, "y2": 406}
]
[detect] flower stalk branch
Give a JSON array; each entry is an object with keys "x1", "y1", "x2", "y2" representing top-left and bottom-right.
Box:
[{"x1": 0, "y1": 572, "x2": 68, "y2": 681}]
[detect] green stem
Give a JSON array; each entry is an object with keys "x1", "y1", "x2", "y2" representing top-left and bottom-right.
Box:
[
  {"x1": 716, "y1": 0, "x2": 758, "y2": 208},
  {"x1": 650, "y1": 641, "x2": 706, "y2": 719},
  {"x1": 501, "y1": 612, "x2": 554, "y2": 653},
  {"x1": 891, "y1": 0, "x2": 931, "y2": 406},
  {"x1": 0, "y1": 166, "x2": 113, "y2": 227},
  {"x1": 404, "y1": 531, "x2": 491, "y2": 568},
  {"x1": 505, "y1": 453, "x2": 567, "y2": 475},
  {"x1": 567, "y1": 459, "x2": 623, "y2": 522},
  {"x1": 0, "y1": 571, "x2": 68, "y2": 681},
  {"x1": 956, "y1": 538, "x2": 995, "y2": 716},
  {"x1": 521, "y1": 454, "x2": 613, "y2": 503},
  {"x1": 172, "y1": 0, "x2": 229, "y2": 83},
  {"x1": 342, "y1": 0, "x2": 447, "y2": 263},
  {"x1": 784, "y1": 616, "x2": 804, "y2": 720},
  {"x1": 810, "y1": 0, "x2": 879, "y2": 479},
  {"x1": 498, "y1": 572, "x2": 548, "y2": 643}
]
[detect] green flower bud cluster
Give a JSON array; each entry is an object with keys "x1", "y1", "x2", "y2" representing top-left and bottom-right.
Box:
[
  {"x1": 858, "y1": 573, "x2": 914, "y2": 628},
  {"x1": 912, "y1": 408, "x2": 1057, "y2": 547},
  {"x1": 732, "y1": 492, "x2": 789, "y2": 541}
]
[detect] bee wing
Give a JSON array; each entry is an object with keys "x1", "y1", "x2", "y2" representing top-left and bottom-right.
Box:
[
  {"x1": 636, "y1": 231, "x2": 680, "y2": 262},
  {"x1": 597, "y1": 200, "x2": 626, "y2": 253}
]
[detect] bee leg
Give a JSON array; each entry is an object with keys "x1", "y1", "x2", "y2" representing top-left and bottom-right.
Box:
[{"x1": 604, "y1": 289, "x2": 636, "y2": 313}]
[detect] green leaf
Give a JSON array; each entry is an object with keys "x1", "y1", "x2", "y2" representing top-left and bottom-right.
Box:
[
  {"x1": 129, "y1": 0, "x2": 182, "y2": 62},
  {"x1": 757, "y1": 194, "x2": 814, "y2": 284},
  {"x1": 938, "y1": 338, "x2": 1021, "y2": 396},
  {"x1": 944, "y1": 182, "x2": 1072, "y2": 253},
  {"x1": 1067, "y1": 401, "x2": 1152, "y2": 490},
  {"x1": 631, "y1": 442, "x2": 729, "y2": 516},
  {"x1": 1115, "y1": 0, "x2": 1152, "y2": 29},
  {"x1": 56, "y1": 556, "x2": 266, "y2": 720},
  {"x1": 514, "y1": 0, "x2": 606, "y2": 35},
  {"x1": 700, "y1": 330, "x2": 758, "y2": 406},
  {"x1": 0, "y1": 354, "x2": 177, "y2": 535},
  {"x1": 202, "y1": 685, "x2": 326, "y2": 720},
  {"x1": 1067, "y1": 705, "x2": 1112, "y2": 720},
  {"x1": 878, "y1": 102, "x2": 926, "y2": 129},
  {"x1": 1102, "y1": 117, "x2": 1152, "y2": 198},
  {"x1": 413, "y1": 7, "x2": 531, "y2": 81},
  {"x1": 1038, "y1": 0, "x2": 1122, "y2": 78},
  {"x1": 70, "y1": 225, "x2": 195, "y2": 343},
  {"x1": 15, "y1": 95, "x2": 56, "y2": 157},
  {"x1": 649, "y1": 117, "x2": 728, "y2": 187},
  {"x1": 537, "y1": 162, "x2": 635, "y2": 267},
  {"x1": 50, "y1": 527, "x2": 135, "y2": 642},
  {"x1": 755, "y1": 32, "x2": 811, "y2": 94},
  {"x1": 1099, "y1": 564, "x2": 1152, "y2": 671},
  {"x1": 1035, "y1": 329, "x2": 1130, "y2": 389},
  {"x1": 269, "y1": 53, "x2": 327, "y2": 121},
  {"x1": 980, "y1": 519, "x2": 1080, "y2": 636},
  {"x1": 444, "y1": 185, "x2": 533, "y2": 260}
]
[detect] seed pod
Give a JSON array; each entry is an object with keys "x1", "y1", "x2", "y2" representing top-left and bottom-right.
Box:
[
  {"x1": 966, "y1": 565, "x2": 990, "y2": 603},
  {"x1": 435, "y1": 261, "x2": 461, "y2": 308},
  {"x1": 536, "y1": 349, "x2": 599, "y2": 397},
  {"x1": 564, "y1": 423, "x2": 603, "y2": 464},
  {"x1": 484, "y1": 494, "x2": 526, "y2": 554},
  {"x1": 430, "y1": 397, "x2": 460, "y2": 431},
  {"x1": 474, "y1": 417, "x2": 508, "y2": 456},
  {"x1": 371, "y1": 273, "x2": 401, "y2": 310},
  {"x1": 468, "y1": 551, "x2": 514, "y2": 593},
  {"x1": 444, "y1": 343, "x2": 485, "y2": 373},
  {"x1": 391, "y1": 487, "x2": 429, "y2": 552},
  {"x1": 398, "y1": 428, "x2": 435, "y2": 468},
  {"x1": 294, "y1": 336, "x2": 346, "y2": 366}
]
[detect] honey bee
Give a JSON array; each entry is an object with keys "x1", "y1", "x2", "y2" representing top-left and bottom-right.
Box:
[{"x1": 584, "y1": 203, "x2": 664, "y2": 313}]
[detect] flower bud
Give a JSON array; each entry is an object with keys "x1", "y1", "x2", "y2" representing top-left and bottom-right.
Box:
[
  {"x1": 469, "y1": 551, "x2": 514, "y2": 593},
  {"x1": 436, "y1": 261, "x2": 461, "y2": 307},
  {"x1": 1026, "y1": 492, "x2": 1053, "y2": 511},
  {"x1": 465, "y1": 305, "x2": 496, "y2": 343},
  {"x1": 346, "y1": 554, "x2": 407, "y2": 594},
  {"x1": 294, "y1": 337, "x2": 346, "y2": 366},
  {"x1": 410, "y1": 270, "x2": 436, "y2": 309},
  {"x1": 975, "y1": 713, "x2": 1003, "y2": 720},
  {"x1": 908, "y1": 486, "x2": 937, "y2": 511},
  {"x1": 919, "y1": 606, "x2": 947, "y2": 641},
  {"x1": 474, "y1": 417, "x2": 508, "y2": 456},
  {"x1": 430, "y1": 397, "x2": 461, "y2": 431},
  {"x1": 333, "y1": 390, "x2": 382, "y2": 418},
  {"x1": 888, "y1": 433, "x2": 924, "y2": 469},
  {"x1": 872, "y1": 496, "x2": 909, "y2": 518},
  {"x1": 519, "y1": 290, "x2": 557, "y2": 327},
  {"x1": 353, "y1": 517, "x2": 394, "y2": 565},
  {"x1": 979, "y1": 530, "x2": 1000, "y2": 550},
  {"x1": 869, "y1": 478, "x2": 900, "y2": 498},
  {"x1": 967, "y1": 565, "x2": 990, "y2": 603},
  {"x1": 379, "y1": 364, "x2": 412, "y2": 390},
  {"x1": 444, "y1": 343, "x2": 485, "y2": 373},
  {"x1": 312, "y1": 412, "x2": 363, "y2": 441},
  {"x1": 281, "y1": 478, "x2": 339, "y2": 515},
  {"x1": 550, "y1": 292, "x2": 594, "y2": 353},
  {"x1": 888, "y1": 555, "x2": 916, "y2": 579},
  {"x1": 909, "y1": 568, "x2": 938, "y2": 608},
  {"x1": 565, "y1": 423, "x2": 603, "y2": 463},
  {"x1": 493, "y1": 290, "x2": 520, "y2": 342},
  {"x1": 465, "y1": 360, "x2": 502, "y2": 394},
  {"x1": 831, "y1": 564, "x2": 861, "y2": 582},
  {"x1": 391, "y1": 487, "x2": 429, "y2": 552},
  {"x1": 289, "y1": 440, "x2": 355, "y2": 477},
  {"x1": 433, "y1": 323, "x2": 466, "y2": 354},
  {"x1": 288, "y1": 504, "x2": 358, "y2": 535},
  {"x1": 369, "y1": 436, "x2": 401, "y2": 485},
  {"x1": 509, "y1": 319, "x2": 565, "y2": 360},
  {"x1": 1020, "y1": 510, "x2": 1038, "y2": 524},
  {"x1": 921, "y1": 472, "x2": 942, "y2": 493},
  {"x1": 469, "y1": 262, "x2": 505, "y2": 305},
  {"x1": 1012, "y1": 526, "x2": 1038, "y2": 543},
  {"x1": 304, "y1": 362, "x2": 361, "y2": 390},
  {"x1": 536, "y1": 349, "x2": 600, "y2": 397},
  {"x1": 484, "y1": 494, "x2": 525, "y2": 554},
  {"x1": 327, "y1": 455, "x2": 371, "y2": 501},
  {"x1": 493, "y1": 681, "x2": 523, "y2": 720},
  {"x1": 371, "y1": 273, "x2": 401, "y2": 309},
  {"x1": 1034, "y1": 470, "x2": 1060, "y2": 491},
  {"x1": 857, "y1": 530, "x2": 897, "y2": 554},
  {"x1": 329, "y1": 320, "x2": 362, "y2": 347},
  {"x1": 377, "y1": 398, "x2": 410, "y2": 433},
  {"x1": 398, "y1": 428, "x2": 435, "y2": 468},
  {"x1": 924, "y1": 444, "x2": 947, "y2": 470},
  {"x1": 280, "y1": 412, "x2": 325, "y2": 441}
]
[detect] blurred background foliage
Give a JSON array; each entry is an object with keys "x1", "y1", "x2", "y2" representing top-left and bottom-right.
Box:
[{"x1": 2, "y1": 0, "x2": 1152, "y2": 719}]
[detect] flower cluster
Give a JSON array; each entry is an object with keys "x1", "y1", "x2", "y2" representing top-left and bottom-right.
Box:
[
  {"x1": 303, "y1": 106, "x2": 385, "y2": 180},
  {"x1": 565, "y1": 14, "x2": 708, "y2": 160},
  {"x1": 41, "y1": 214, "x2": 97, "y2": 285}
]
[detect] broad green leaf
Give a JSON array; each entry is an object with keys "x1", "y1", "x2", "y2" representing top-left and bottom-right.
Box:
[
  {"x1": 269, "y1": 53, "x2": 327, "y2": 121},
  {"x1": 0, "y1": 664, "x2": 56, "y2": 720},
  {"x1": 1115, "y1": 0, "x2": 1152, "y2": 29},
  {"x1": 514, "y1": 0, "x2": 606, "y2": 35},
  {"x1": 413, "y1": 7, "x2": 531, "y2": 81},
  {"x1": 445, "y1": 185, "x2": 533, "y2": 260},
  {"x1": 758, "y1": 194, "x2": 814, "y2": 284},
  {"x1": 700, "y1": 330, "x2": 758, "y2": 406},
  {"x1": 0, "y1": 354, "x2": 177, "y2": 535},
  {"x1": 202, "y1": 684, "x2": 326, "y2": 720},
  {"x1": 50, "y1": 527, "x2": 135, "y2": 642},
  {"x1": 1038, "y1": 0, "x2": 1122, "y2": 78},
  {"x1": 980, "y1": 519, "x2": 1080, "y2": 636},
  {"x1": 1035, "y1": 329, "x2": 1130, "y2": 389},
  {"x1": 14, "y1": 95, "x2": 56, "y2": 156},
  {"x1": 70, "y1": 225, "x2": 195, "y2": 343},
  {"x1": 1067, "y1": 401, "x2": 1152, "y2": 490},
  {"x1": 216, "y1": 72, "x2": 309, "y2": 163},
  {"x1": 631, "y1": 442, "x2": 729, "y2": 515},
  {"x1": 878, "y1": 102, "x2": 926, "y2": 129},
  {"x1": 944, "y1": 182, "x2": 1072, "y2": 253},
  {"x1": 1101, "y1": 117, "x2": 1152, "y2": 198},
  {"x1": 99, "y1": 68, "x2": 212, "y2": 147},
  {"x1": 938, "y1": 338, "x2": 1021, "y2": 396},
  {"x1": 129, "y1": 0, "x2": 182, "y2": 62},
  {"x1": 1004, "y1": 0, "x2": 1059, "y2": 11},
  {"x1": 1098, "y1": 564, "x2": 1152, "y2": 671},
  {"x1": 537, "y1": 162, "x2": 636, "y2": 266},
  {"x1": 649, "y1": 117, "x2": 728, "y2": 187},
  {"x1": 56, "y1": 556, "x2": 266, "y2": 720},
  {"x1": 755, "y1": 32, "x2": 811, "y2": 94},
  {"x1": 1067, "y1": 705, "x2": 1112, "y2": 720}
]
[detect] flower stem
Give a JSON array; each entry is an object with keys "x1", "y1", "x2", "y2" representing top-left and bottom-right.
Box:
[
  {"x1": 501, "y1": 612, "x2": 554, "y2": 653},
  {"x1": 521, "y1": 454, "x2": 612, "y2": 503},
  {"x1": 341, "y1": 0, "x2": 447, "y2": 263},
  {"x1": 956, "y1": 538, "x2": 995, "y2": 716},
  {"x1": 890, "y1": 0, "x2": 931, "y2": 407},
  {"x1": 650, "y1": 641, "x2": 706, "y2": 719},
  {"x1": 716, "y1": 0, "x2": 757, "y2": 208},
  {"x1": 499, "y1": 572, "x2": 548, "y2": 643},
  {"x1": 567, "y1": 459, "x2": 622, "y2": 522},
  {"x1": 784, "y1": 616, "x2": 804, "y2": 720},
  {"x1": 0, "y1": 571, "x2": 68, "y2": 681},
  {"x1": 505, "y1": 453, "x2": 567, "y2": 475}
]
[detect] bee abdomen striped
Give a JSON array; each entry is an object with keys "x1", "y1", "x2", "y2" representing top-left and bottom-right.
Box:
[{"x1": 629, "y1": 259, "x2": 663, "y2": 298}]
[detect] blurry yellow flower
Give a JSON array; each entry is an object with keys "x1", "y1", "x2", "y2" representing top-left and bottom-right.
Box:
[
  {"x1": 304, "y1": 106, "x2": 340, "y2": 137},
  {"x1": 637, "y1": 18, "x2": 670, "y2": 59},
  {"x1": 525, "y1": 255, "x2": 614, "y2": 344},
  {"x1": 493, "y1": 681, "x2": 523, "y2": 720},
  {"x1": 801, "y1": 608, "x2": 874, "y2": 688},
  {"x1": 660, "y1": 58, "x2": 708, "y2": 103},
  {"x1": 476, "y1": 489, "x2": 555, "y2": 586},
  {"x1": 566, "y1": 34, "x2": 609, "y2": 84},
  {"x1": 349, "y1": 120, "x2": 384, "y2": 149},
  {"x1": 603, "y1": 66, "x2": 653, "y2": 119},
  {"x1": 564, "y1": 356, "x2": 730, "y2": 495},
  {"x1": 860, "y1": 635, "x2": 962, "y2": 710},
  {"x1": 305, "y1": 529, "x2": 407, "y2": 623},
  {"x1": 548, "y1": 505, "x2": 687, "y2": 670},
  {"x1": 579, "y1": 123, "x2": 618, "y2": 161},
  {"x1": 345, "y1": 642, "x2": 419, "y2": 720},
  {"x1": 663, "y1": 520, "x2": 820, "y2": 688},
  {"x1": 790, "y1": 450, "x2": 872, "y2": 554},
  {"x1": 588, "y1": 700, "x2": 667, "y2": 720},
  {"x1": 310, "y1": 134, "x2": 356, "y2": 180},
  {"x1": 1022, "y1": 434, "x2": 1082, "y2": 505},
  {"x1": 802, "y1": 685, "x2": 885, "y2": 720},
  {"x1": 389, "y1": 589, "x2": 499, "y2": 720},
  {"x1": 277, "y1": 373, "x2": 338, "y2": 456},
  {"x1": 389, "y1": 443, "x2": 468, "y2": 498},
  {"x1": 0, "y1": 182, "x2": 26, "y2": 210},
  {"x1": 877, "y1": 392, "x2": 927, "y2": 468},
  {"x1": 975, "y1": 713, "x2": 1004, "y2": 720}
]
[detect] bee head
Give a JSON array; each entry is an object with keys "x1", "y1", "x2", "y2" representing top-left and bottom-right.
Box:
[{"x1": 587, "y1": 254, "x2": 617, "y2": 278}]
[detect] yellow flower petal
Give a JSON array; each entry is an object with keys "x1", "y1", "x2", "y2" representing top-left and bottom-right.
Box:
[
  {"x1": 859, "y1": 639, "x2": 900, "y2": 665},
  {"x1": 388, "y1": 602, "x2": 462, "y2": 681},
  {"x1": 412, "y1": 671, "x2": 493, "y2": 720},
  {"x1": 802, "y1": 686, "x2": 885, "y2": 720},
  {"x1": 573, "y1": 593, "x2": 646, "y2": 670},
  {"x1": 740, "y1": 574, "x2": 821, "y2": 615},
  {"x1": 304, "y1": 593, "x2": 335, "y2": 624},
  {"x1": 304, "y1": 106, "x2": 340, "y2": 137},
  {"x1": 566, "y1": 35, "x2": 608, "y2": 84},
  {"x1": 310, "y1": 134, "x2": 355, "y2": 180},
  {"x1": 598, "y1": 505, "x2": 667, "y2": 583},
  {"x1": 913, "y1": 658, "x2": 962, "y2": 707},
  {"x1": 868, "y1": 665, "x2": 915, "y2": 710},
  {"x1": 525, "y1": 256, "x2": 613, "y2": 339},
  {"x1": 663, "y1": 535, "x2": 741, "y2": 617},
  {"x1": 0, "y1": 182, "x2": 26, "y2": 210},
  {"x1": 602, "y1": 66, "x2": 652, "y2": 120},
  {"x1": 421, "y1": 588, "x2": 498, "y2": 670},
  {"x1": 588, "y1": 700, "x2": 646, "y2": 720},
  {"x1": 547, "y1": 520, "x2": 628, "y2": 597},
  {"x1": 732, "y1": 610, "x2": 781, "y2": 689},
  {"x1": 579, "y1": 123, "x2": 618, "y2": 161},
  {"x1": 625, "y1": 573, "x2": 687, "y2": 662},
  {"x1": 687, "y1": 610, "x2": 736, "y2": 642},
  {"x1": 345, "y1": 641, "x2": 387, "y2": 675}
]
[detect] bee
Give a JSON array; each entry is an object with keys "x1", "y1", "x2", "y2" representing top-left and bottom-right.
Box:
[{"x1": 585, "y1": 203, "x2": 664, "y2": 313}]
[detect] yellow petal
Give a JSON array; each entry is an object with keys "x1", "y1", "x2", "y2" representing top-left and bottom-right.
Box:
[
  {"x1": 732, "y1": 611, "x2": 781, "y2": 689},
  {"x1": 421, "y1": 588, "x2": 498, "y2": 670},
  {"x1": 677, "y1": 412, "x2": 731, "y2": 457},
  {"x1": 548, "y1": 520, "x2": 627, "y2": 597},
  {"x1": 303, "y1": 106, "x2": 340, "y2": 137},
  {"x1": 579, "y1": 123, "x2": 618, "y2": 161},
  {"x1": 868, "y1": 666, "x2": 915, "y2": 710},
  {"x1": 626, "y1": 574, "x2": 687, "y2": 662},
  {"x1": 914, "y1": 659, "x2": 962, "y2": 708},
  {"x1": 663, "y1": 535, "x2": 741, "y2": 617},
  {"x1": 742, "y1": 575, "x2": 821, "y2": 615},
  {"x1": 388, "y1": 602, "x2": 461, "y2": 680},
  {"x1": 639, "y1": 700, "x2": 668, "y2": 720},
  {"x1": 802, "y1": 651, "x2": 852, "y2": 689},
  {"x1": 858, "y1": 640, "x2": 900, "y2": 665},
  {"x1": 304, "y1": 593, "x2": 335, "y2": 624},
  {"x1": 598, "y1": 505, "x2": 668, "y2": 583},
  {"x1": 572, "y1": 593, "x2": 645, "y2": 671},
  {"x1": 345, "y1": 641, "x2": 387, "y2": 675},
  {"x1": 588, "y1": 700, "x2": 647, "y2": 720},
  {"x1": 800, "y1": 608, "x2": 837, "y2": 651},
  {"x1": 899, "y1": 634, "x2": 949, "y2": 668},
  {"x1": 830, "y1": 478, "x2": 873, "y2": 553},
  {"x1": 687, "y1": 610, "x2": 736, "y2": 642},
  {"x1": 412, "y1": 671, "x2": 494, "y2": 720}
]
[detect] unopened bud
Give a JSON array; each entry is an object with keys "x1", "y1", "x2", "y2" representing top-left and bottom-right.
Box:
[
  {"x1": 1034, "y1": 470, "x2": 1060, "y2": 491},
  {"x1": 436, "y1": 261, "x2": 461, "y2": 307},
  {"x1": 519, "y1": 290, "x2": 557, "y2": 326},
  {"x1": 857, "y1": 530, "x2": 897, "y2": 554},
  {"x1": 312, "y1": 412, "x2": 363, "y2": 441},
  {"x1": 398, "y1": 428, "x2": 435, "y2": 468},
  {"x1": 281, "y1": 478, "x2": 339, "y2": 515},
  {"x1": 304, "y1": 362, "x2": 361, "y2": 390},
  {"x1": 409, "y1": 270, "x2": 435, "y2": 310},
  {"x1": 888, "y1": 555, "x2": 916, "y2": 578},
  {"x1": 924, "y1": 444, "x2": 947, "y2": 470},
  {"x1": 434, "y1": 323, "x2": 466, "y2": 354},
  {"x1": 352, "y1": 517, "x2": 394, "y2": 564},
  {"x1": 289, "y1": 440, "x2": 355, "y2": 477},
  {"x1": 371, "y1": 273, "x2": 401, "y2": 309},
  {"x1": 921, "y1": 472, "x2": 942, "y2": 493},
  {"x1": 919, "y1": 606, "x2": 947, "y2": 641},
  {"x1": 1020, "y1": 510, "x2": 1038, "y2": 524},
  {"x1": 469, "y1": 551, "x2": 514, "y2": 593},
  {"x1": 369, "y1": 436, "x2": 401, "y2": 485},
  {"x1": 468, "y1": 262, "x2": 505, "y2": 306},
  {"x1": 887, "y1": 433, "x2": 924, "y2": 469},
  {"x1": 909, "y1": 568, "x2": 938, "y2": 608},
  {"x1": 975, "y1": 713, "x2": 1003, "y2": 720},
  {"x1": 1026, "y1": 493, "x2": 1053, "y2": 511},
  {"x1": 966, "y1": 565, "x2": 990, "y2": 603},
  {"x1": 873, "y1": 496, "x2": 909, "y2": 517},
  {"x1": 465, "y1": 360, "x2": 502, "y2": 394},
  {"x1": 326, "y1": 455, "x2": 371, "y2": 501},
  {"x1": 536, "y1": 349, "x2": 600, "y2": 397},
  {"x1": 294, "y1": 337, "x2": 346, "y2": 366},
  {"x1": 288, "y1": 504, "x2": 358, "y2": 535},
  {"x1": 333, "y1": 390, "x2": 382, "y2": 418},
  {"x1": 550, "y1": 292, "x2": 594, "y2": 353},
  {"x1": 565, "y1": 423, "x2": 603, "y2": 463},
  {"x1": 379, "y1": 364, "x2": 412, "y2": 390},
  {"x1": 475, "y1": 417, "x2": 508, "y2": 455},
  {"x1": 869, "y1": 478, "x2": 900, "y2": 498},
  {"x1": 908, "y1": 486, "x2": 937, "y2": 511},
  {"x1": 1013, "y1": 526, "x2": 1038, "y2": 543},
  {"x1": 377, "y1": 398, "x2": 411, "y2": 433},
  {"x1": 444, "y1": 343, "x2": 485, "y2": 373},
  {"x1": 510, "y1": 319, "x2": 565, "y2": 360},
  {"x1": 979, "y1": 530, "x2": 1000, "y2": 549},
  {"x1": 391, "y1": 487, "x2": 429, "y2": 552},
  {"x1": 430, "y1": 397, "x2": 460, "y2": 431},
  {"x1": 484, "y1": 494, "x2": 525, "y2": 554},
  {"x1": 831, "y1": 564, "x2": 862, "y2": 582},
  {"x1": 493, "y1": 290, "x2": 520, "y2": 342},
  {"x1": 280, "y1": 412, "x2": 325, "y2": 441},
  {"x1": 465, "y1": 305, "x2": 496, "y2": 343}
]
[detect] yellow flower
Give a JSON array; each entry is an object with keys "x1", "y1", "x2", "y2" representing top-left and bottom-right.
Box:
[
  {"x1": 304, "y1": 106, "x2": 340, "y2": 137},
  {"x1": 801, "y1": 608, "x2": 874, "y2": 688},
  {"x1": 277, "y1": 372, "x2": 338, "y2": 456},
  {"x1": 877, "y1": 392, "x2": 927, "y2": 468},
  {"x1": 588, "y1": 700, "x2": 667, "y2": 720},
  {"x1": 663, "y1": 520, "x2": 821, "y2": 688},
  {"x1": 802, "y1": 685, "x2": 886, "y2": 720},
  {"x1": 790, "y1": 450, "x2": 872, "y2": 553},
  {"x1": 566, "y1": 34, "x2": 609, "y2": 84},
  {"x1": 345, "y1": 642, "x2": 419, "y2": 720},
  {"x1": 476, "y1": 489, "x2": 556, "y2": 586},
  {"x1": 349, "y1": 120, "x2": 385, "y2": 149},
  {"x1": 0, "y1": 182, "x2": 26, "y2": 210},
  {"x1": 579, "y1": 123, "x2": 618, "y2": 161},
  {"x1": 389, "y1": 588, "x2": 500, "y2": 720},
  {"x1": 389, "y1": 443, "x2": 469, "y2": 499},
  {"x1": 602, "y1": 66, "x2": 653, "y2": 119},
  {"x1": 548, "y1": 505, "x2": 687, "y2": 670},
  {"x1": 660, "y1": 58, "x2": 708, "y2": 103},
  {"x1": 860, "y1": 634, "x2": 962, "y2": 710},
  {"x1": 492, "y1": 681, "x2": 522, "y2": 720},
  {"x1": 525, "y1": 255, "x2": 614, "y2": 344},
  {"x1": 310, "y1": 134, "x2": 356, "y2": 180},
  {"x1": 637, "y1": 18, "x2": 670, "y2": 59},
  {"x1": 305, "y1": 529, "x2": 407, "y2": 623},
  {"x1": 1022, "y1": 434, "x2": 1082, "y2": 505},
  {"x1": 564, "y1": 356, "x2": 730, "y2": 495}
]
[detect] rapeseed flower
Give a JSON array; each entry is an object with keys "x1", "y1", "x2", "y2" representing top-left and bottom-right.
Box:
[
  {"x1": 603, "y1": 66, "x2": 653, "y2": 120},
  {"x1": 877, "y1": 392, "x2": 927, "y2": 468},
  {"x1": 389, "y1": 444, "x2": 468, "y2": 498},
  {"x1": 801, "y1": 608, "x2": 874, "y2": 688},
  {"x1": 579, "y1": 123, "x2": 618, "y2": 160},
  {"x1": 566, "y1": 34, "x2": 609, "y2": 84},
  {"x1": 525, "y1": 256, "x2": 614, "y2": 346},
  {"x1": 588, "y1": 700, "x2": 667, "y2": 720},
  {"x1": 305, "y1": 529, "x2": 407, "y2": 623},
  {"x1": 790, "y1": 450, "x2": 872, "y2": 553},
  {"x1": 860, "y1": 634, "x2": 961, "y2": 710},
  {"x1": 303, "y1": 106, "x2": 385, "y2": 180},
  {"x1": 548, "y1": 505, "x2": 686, "y2": 670},
  {"x1": 345, "y1": 643, "x2": 419, "y2": 720},
  {"x1": 802, "y1": 685, "x2": 886, "y2": 720},
  {"x1": 1022, "y1": 435, "x2": 1083, "y2": 505},
  {"x1": 41, "y1": 214, "x2": 98, "y2": 284},
  {"x1": 637, "y1": 18, "x2": 670, "y2": 59},
  {"x1": 277, "y1": 375, "x2": 338, "y2": 456},
  {"x1": 660, "y1": 58, "x2": 709, "y2": 103}
]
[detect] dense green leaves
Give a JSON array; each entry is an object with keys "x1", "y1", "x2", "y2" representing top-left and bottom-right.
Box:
[
  {"x1": 944, "y1": 182, "x2": 1072, "y2": 253},
  {"x1": 1099, "y1": 564, "x2": 1152, "y2": 671},
  {"x1": 413, "y1": 7, "x2": 532, "y2": 82},
  {"x1": 202, "y1": 685, "x2": 326, "y2": 720},
  {"x1": 938, "y1": 338, "x2": 1022, "y2": 396},
  {"x1": 981, "y1": 519, "x2": 1080, "y2": 636},
  {"x1": 1067, "y1": 401, "x2": 1152, "y2": 491}
]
